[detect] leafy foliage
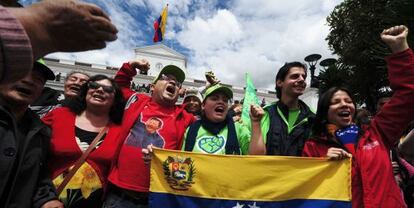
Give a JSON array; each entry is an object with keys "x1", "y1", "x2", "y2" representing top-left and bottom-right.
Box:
[
  {"x1": 318, "y1": 62, "x2": 351, "y2": 96},
  {"x1": 322, "y1": 0, "x2": 414, "y2": 111}
]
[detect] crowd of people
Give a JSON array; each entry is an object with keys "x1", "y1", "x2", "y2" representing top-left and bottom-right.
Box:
[{"x1": 1, "y1": 1, "x2": 414, "y2": 208}]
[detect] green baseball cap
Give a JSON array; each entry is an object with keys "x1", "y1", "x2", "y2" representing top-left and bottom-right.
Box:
[
  {"x1": 152, "y1": 65, "x2": 185, "y2": 84},
  {"x1": 203, "y1": 84, "x2": 233, "y2": 100},
  {"x1": 34, "y1": 59, "x2": 55, "y2": 81}
]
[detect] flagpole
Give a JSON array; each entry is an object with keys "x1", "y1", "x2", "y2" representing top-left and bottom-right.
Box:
[{"x1": 166, "y1": 4, "x2": 172, "y2": 49}]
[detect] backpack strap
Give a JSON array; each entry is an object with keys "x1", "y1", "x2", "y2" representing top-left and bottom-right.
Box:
[
  {"x1": 184, "y1": 120, "x2": 202, "y2": 151},
  {"x1": 224, "y1": 115, "x2": 240, "y2": 155}
]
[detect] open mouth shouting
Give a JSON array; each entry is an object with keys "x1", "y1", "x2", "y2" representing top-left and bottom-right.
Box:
[
  {"x1": 214, "y1": 106, "x2": 225, "y2": 115},
  {"x1": 204, "y1": 104, "x2": 228, "y2": 122},
  {"x1": 165, "y1": 84, "x2": 176, "y2": 95}
]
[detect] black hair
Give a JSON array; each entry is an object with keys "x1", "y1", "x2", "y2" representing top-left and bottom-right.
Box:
[
  {"x1": 275, "y1": 62, "x2": 307, "y2": 99},
  {"x1": 312, "y1": 87, "x2": 357, "y2": 137},
  {"x1": 62, "y1": 74, "x2": 125, "y2": 124}
]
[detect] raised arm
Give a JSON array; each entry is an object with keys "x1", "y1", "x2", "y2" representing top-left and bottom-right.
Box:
[
  {"x1": 372, "y1": 25, "x2": 414, "y2": 147},
  {"x1": 1, "y1": 0, "x2": 117, "y2": 82},
  {"x1": 8, "y1": 0, "x2": 118, "y2": 59},
  {"x1": 249, "y1": 105, "x2": 266, "y2": 155},
  {"x1": 114, "y1": 59, "x2": 150, "y2": 100}
]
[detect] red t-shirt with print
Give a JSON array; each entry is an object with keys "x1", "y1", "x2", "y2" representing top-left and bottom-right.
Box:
[{"x1": 108, "y1": 96, "x2": 194, "y2": 192}]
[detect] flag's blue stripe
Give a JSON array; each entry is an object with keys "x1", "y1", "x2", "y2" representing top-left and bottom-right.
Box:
[
  {"x1": 149, "y1": 192, "x2": 351, "y2": 208},
  {"x1": 153, "y1": 15, "x2": 163, "y2": 42},
  {"x1": 157, "y1": 16, "x2": 163, "y2": 25},
  {"x1": 157, "y1": 28, "x2": 163, "y2": 41}
]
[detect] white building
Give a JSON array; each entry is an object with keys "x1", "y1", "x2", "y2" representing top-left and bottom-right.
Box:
[
  {"x1": 134, "y1": 44, "x2": 187, "y2": 77},
  {"x1": 44, "y1": 44, "x2": 318, "y2": 107}
]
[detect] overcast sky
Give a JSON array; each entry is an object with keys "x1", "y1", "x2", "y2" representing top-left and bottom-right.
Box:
[{"x1": 21, "y1": 0, "x2": 343, "y2": 91}]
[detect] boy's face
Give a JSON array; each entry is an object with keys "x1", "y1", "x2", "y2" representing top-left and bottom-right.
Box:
[
  {"x1": 277, "y1": 67, "x2": 307, "y2": 98},
  {"x1": 202, "y1": 92, "x2": 229, "y2": 123}
]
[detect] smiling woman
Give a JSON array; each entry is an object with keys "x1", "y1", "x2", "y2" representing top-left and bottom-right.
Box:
[
  {"x1": 42, "y1": 74, "x2": 126, "y2": 208},
  {"x1": 302, "y1": 25, "x2": 414, "y2": 208}
]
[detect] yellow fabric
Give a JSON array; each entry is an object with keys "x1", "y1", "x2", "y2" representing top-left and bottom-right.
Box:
[
  {"x1": 150, "y1": 148, "x2": 351, "y2": 202},
  {"x1": 160, "y1": 5, "x2": 168, "y2": 38},
  {"x1": 53, "y1": 162, "x2": 102, "y2": 199}
]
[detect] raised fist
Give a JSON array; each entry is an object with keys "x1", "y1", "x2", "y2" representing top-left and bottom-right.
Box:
[
  {"x1": 381, "y1": 25, "x2": 409, "y2": 53},
  {"x1": 250, "y1": 104, "x2": 264, "y2": 122},
  {"x1": 129, "y1": 59, "x2": 150, "y2": 73},
  {"x1": 205, "y1": 71, "x2": 220, "y2": 86}
]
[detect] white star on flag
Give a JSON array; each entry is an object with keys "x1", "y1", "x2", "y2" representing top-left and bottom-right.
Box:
[
  {"x1": 232, "y1": 202, "x2": 244, "y2": 208},
  {"x1": 248, "y1": 202, "x2": 260, "y2": 208}
]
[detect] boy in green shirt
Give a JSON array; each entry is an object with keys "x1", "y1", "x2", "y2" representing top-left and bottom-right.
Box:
[{"x1": 182, "y1": 84, "x2": 262, "y2": 155}]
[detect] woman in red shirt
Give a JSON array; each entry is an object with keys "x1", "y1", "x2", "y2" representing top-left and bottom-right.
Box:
[
  {"x1": 303, "y1": 25, "x2": 414, "y2": 208},
  {"x1": 42, "y1": 74, "x2": 125, "y2": 208}
]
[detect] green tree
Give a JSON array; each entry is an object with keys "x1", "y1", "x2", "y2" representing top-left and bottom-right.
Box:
[
  {"x1": 324, "y1": 0, "x2": 414, "y2": 111},
  {"x1": 317, "y1": 61, "x2": 352, "y2": 95}
]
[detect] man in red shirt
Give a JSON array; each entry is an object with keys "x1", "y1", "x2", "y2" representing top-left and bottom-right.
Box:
[{"x1": 105, "y1": 60, "x2": 195, "y2": 207}]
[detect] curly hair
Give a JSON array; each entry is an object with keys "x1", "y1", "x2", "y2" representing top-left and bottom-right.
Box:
[{"x1": 62, "y1": 74, "x2": 125, "y2": 124}]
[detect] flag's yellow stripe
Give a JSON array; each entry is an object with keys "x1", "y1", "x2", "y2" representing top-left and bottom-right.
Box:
[
  {"x1": 160, "y1": 6, "x2": 168, "y2": 37},
  {"x1": 150, "y1": 148, "x2": 351, "y2": 202}
]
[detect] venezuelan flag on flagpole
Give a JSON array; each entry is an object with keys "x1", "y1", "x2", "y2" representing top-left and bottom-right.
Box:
[
  {"x1": 149, "y1": 148, "x2": 352, "y2": 208},
  {"x1": 153, "y1": 5, "x2": 168, "y2": 42}
]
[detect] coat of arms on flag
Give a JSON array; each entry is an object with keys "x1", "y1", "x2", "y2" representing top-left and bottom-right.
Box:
[{"x1": 162, "y1": 156, "x2": 196, "y2": 190}]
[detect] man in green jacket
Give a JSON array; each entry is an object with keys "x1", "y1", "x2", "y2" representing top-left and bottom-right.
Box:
[{"x1": 249, "y1": 62, "x2": 315, "y2": 156}]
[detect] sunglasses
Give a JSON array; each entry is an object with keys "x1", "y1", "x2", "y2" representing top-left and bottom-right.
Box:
[
  {"x1": 88, "y1": 82, "x2": 115, "y2": 93},
  {"x1": 159, "y1": 74, "x2": 182, "y2": 88}
]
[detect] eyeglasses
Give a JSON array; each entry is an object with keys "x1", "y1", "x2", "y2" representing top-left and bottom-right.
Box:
[
  {"x1": 159, "y1": 74, "x2": 182, "y2": 88},
  {"x1": 88, "y1": 82, "x2": 115, "y2": 93}
]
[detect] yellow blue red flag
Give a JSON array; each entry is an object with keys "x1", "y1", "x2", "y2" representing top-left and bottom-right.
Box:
[
  {"x1": 149, "y1": 148, "x2": 351, "y2": 208},
  {"x1": 153, "y1": 5, "x2": 168, "y2": 42}
]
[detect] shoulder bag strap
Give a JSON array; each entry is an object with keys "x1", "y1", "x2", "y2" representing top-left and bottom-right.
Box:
[{"x1": 56, "y1": 126, "x2": 109, "y2": 195}]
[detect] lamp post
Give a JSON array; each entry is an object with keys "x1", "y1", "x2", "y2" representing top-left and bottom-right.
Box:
[
  {"x1": 319, "y1": 58, "x2": 337, "y2": 69},
  {"x1": 304, "y1": 54, "x2": 322, "y2": 88}
]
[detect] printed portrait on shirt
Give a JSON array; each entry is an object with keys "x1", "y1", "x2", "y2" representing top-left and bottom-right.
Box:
[{"x1": 125, "y1": 115, "x2": 165, "y2": 148}]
